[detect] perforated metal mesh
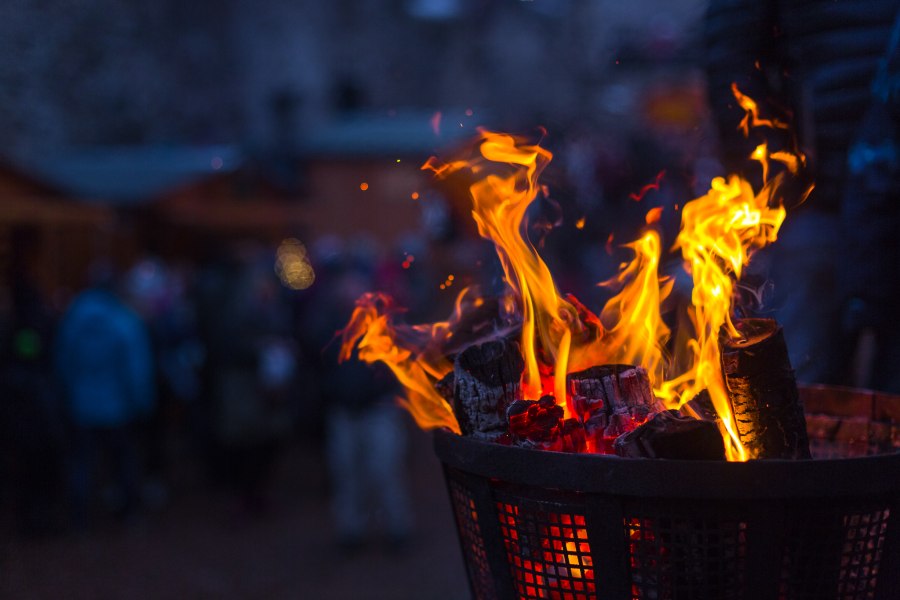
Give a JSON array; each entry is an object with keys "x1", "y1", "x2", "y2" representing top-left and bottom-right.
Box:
[
  {"x1": 447, "y1": 479, "x2": 496, "y2": 600},
  {"x1": 494, "y1": 495, "x2": 596, "y2": 600},
  {"x1": 439, "y1": 388, "x2": 898, "y2": 600},
  {"x1": 444, "y1": 468, "x2": 896, "y2": 600},
  {"x1": 779, "y1": 507, "x2": 891, "y2": 600},
  {"x1": 625, "y1": 513, "x2": 747, "y2": 600}
]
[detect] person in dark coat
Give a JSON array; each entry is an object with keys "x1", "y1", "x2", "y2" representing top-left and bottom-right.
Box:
[
  {"x1": 705, "y1": 0, "x2": 900, "y2": 389},
  {"x1": 312, "y1": 255, "x2": 413, "y2": 553}
]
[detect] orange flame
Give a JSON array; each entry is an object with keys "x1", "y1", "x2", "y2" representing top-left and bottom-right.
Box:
[
  {"x1": 731, "y1": 83, "x2": 789, "y2": 136},
  {"x1": 340, "y1": 292, "x2": 459, "y2": 433}
]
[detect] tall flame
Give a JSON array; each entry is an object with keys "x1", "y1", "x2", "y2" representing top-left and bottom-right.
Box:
[
  {"x1": 600, "y1": 231, "x2": 673, "y2": 388},
  {"x1": 657, "y1": 175, "x2": 786, "y2": 460},
  {"x1": 424, "y1": 131, "x2": 671, "y2": 417}
]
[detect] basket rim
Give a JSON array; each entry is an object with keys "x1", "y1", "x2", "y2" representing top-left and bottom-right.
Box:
[
  {"x1": 434, "y1": 429, "x2": 900, "y2": 499},
  {"x1": 434, "y1": 384, "x2": 900, "y2": 500}
]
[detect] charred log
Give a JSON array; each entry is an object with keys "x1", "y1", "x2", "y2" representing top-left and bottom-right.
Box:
[
  {"x1": 614, "y1": 410, "x2": 726, "y2": 460},
  {"x1": 441, "y1": 298, "x2": 518, "y2": 357},
  {"x1": 436, "y1": 371, "x2": 455, "y2": 405},
  {"x1": 568, "y1": 364, "x2": 662, "y2": 452},
  {"x1": 453, "y1": 338, "x2": 524, "y2": 438},
  {"x1": 682, "y1": 389, "x2": 718, "y2": 422},
  {"x1": 721, "y1": 318, "x2": 811, "y2": 459}
]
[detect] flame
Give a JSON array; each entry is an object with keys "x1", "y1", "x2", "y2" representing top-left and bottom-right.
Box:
[
  {"x1": 651, "y1": 85, "x2": 801, "y2": 460},
  {"x1": 339, "y1": 291, "x2": 460, "y2": 433},
  {"x1": 657, "y1": 174, "x2": 786, "y2": 460},
  {"x1": 424, "y1": 132, "x2": 570, "y2": 408},
  {"x1": 340, "y1": 87, "x2": 806, "y2": 461},
  {"x1": 600, "y1": 231, "x2": 672, "y2": 387},
  {"x1": 731, "y1": 82, "x2": 788, "y2": 136}
]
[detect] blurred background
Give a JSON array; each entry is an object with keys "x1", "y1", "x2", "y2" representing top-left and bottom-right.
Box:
[{"x1": 1, "y1": 0, "x2": 896, "y2": 598}]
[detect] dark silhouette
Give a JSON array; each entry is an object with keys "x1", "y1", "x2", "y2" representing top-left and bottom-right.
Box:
[{"x1": 705, "y1": 0, "x2": 900, "y2": 389}]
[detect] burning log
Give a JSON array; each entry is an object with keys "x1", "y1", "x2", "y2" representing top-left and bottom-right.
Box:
[
  {"x1": 721, "y1": 318, "x2": 811, "y2": 459},
  {"x1": 614, "y1": 410, "x2": 726, "y2": 460},
  {"x1": 568, "y1": 364, "x2": 663, "y2": 452},
  {"x1": 452, "y1": 338, "x2": 524, "y2": 439},
  {"x1": 682, "y1": 389, "x2": 718, "y2": 422}
]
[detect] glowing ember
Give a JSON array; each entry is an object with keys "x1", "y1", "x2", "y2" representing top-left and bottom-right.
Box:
[{"x1": 340, "y1": 86, "x2": 808, "y2": 461}]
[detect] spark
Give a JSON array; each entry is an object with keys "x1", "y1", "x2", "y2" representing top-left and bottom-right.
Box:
[{"x1": 629, "y1": 170, "x2": 666, "y2": 202}]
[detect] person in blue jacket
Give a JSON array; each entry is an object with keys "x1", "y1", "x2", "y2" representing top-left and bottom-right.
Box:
[{"x1": 56, "y1": 265, "x2": 155, "y2": 526}]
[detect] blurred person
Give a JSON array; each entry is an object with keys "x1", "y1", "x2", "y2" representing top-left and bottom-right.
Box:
[
  {"x1": 211, "y1": 245, "x2": 296, "y2": 518},
  {"x1": 124, "y1": 257, "x2": 204, "y2": 509},
  {"x1": 705, "y1": 0, "x2": 900, "y2": 388},
  {"x1": 55, "y1": 262, "x2": 155, "y2": 527},
  {"x1": 317, "y1": 257, "x2": 413, "y2": 554}
]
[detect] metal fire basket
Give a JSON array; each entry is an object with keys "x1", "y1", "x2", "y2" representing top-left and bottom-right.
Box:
[{"x1": 434, "y1": 386, "x2": 900, "y2": 600}]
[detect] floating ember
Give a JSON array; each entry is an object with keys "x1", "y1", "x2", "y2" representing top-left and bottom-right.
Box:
[{"x1": 340, "y1": 86, "x2": 813, "y2": 462}]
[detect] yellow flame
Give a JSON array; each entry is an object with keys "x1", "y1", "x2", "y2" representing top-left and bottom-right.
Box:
[
  {"x1": 425, "y1": 132, "x2": 573, "y2": 408},
  {"x1": 600, "y1": 231, "x2": 672, "y2": 387},
  {"x1": 751, "y1": 143, "x2": 769, "y2": 183},
  {"x1": 657, "y1": 175, "x2": 786, "y2": 460}
]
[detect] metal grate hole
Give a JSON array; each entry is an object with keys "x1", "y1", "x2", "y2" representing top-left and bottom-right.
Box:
[
  {"x1": 448, "y1": 480, "x2": 496, "y2": 600},
  {"x1": 779, "y1": 507, "x2": 890, "y2": 600},
  {"x1": 625, "y1": 515, "x2": 747, "y2": 599},
  {"x1": 494, "y1": 497, "x2": 595, "y2": 600}
]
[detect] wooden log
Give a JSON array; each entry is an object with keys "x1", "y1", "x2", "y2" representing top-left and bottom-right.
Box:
[
  {"x1": 567, "y1": 364, "x2": 662, "y2": 452},
  {"x1": 614, "y1": 410, "x2": 726, "y2": 460},
  {"x1": 441, "y1": 298, "x2": 517, "y2": 357},
  {"x1": 435, "y1": 371, "x2": 455, "y2": 405},
  {"x1": 453, "y1": 338, "x2": 524, "y2": 438},
  {"x1": 721, "y1": 318, "x2": 811, "y2": 459},
  {"x1": 681, "y1": 389, "x2": 718, "y2": 421}
]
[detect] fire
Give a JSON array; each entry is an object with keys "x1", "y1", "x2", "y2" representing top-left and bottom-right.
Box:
[
  {"x1": 340, "y1": 291, "x2": 459, "y2": 433},
  {"x1": 340, "y1": 86, "x2": 807, "y2": 461},
  {"x1": 656, "y1": 174, "x2": 786, "y2": 460},
  {"x1": 599, "y1": 230, "x2": 672, "y2": 389},
  {"x1": 730, "y1": 82, "x2": 789, "y2": 136}
]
